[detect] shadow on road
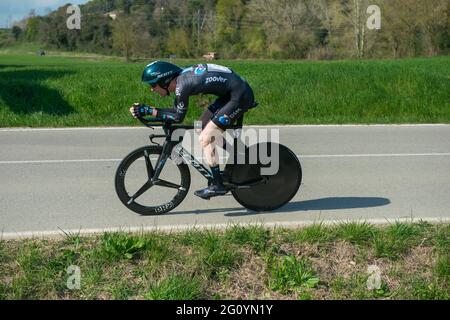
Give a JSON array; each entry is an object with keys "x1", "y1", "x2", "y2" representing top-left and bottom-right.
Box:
[{"x1": 170, "y1": 196, "x2": 391, "y2": 217}]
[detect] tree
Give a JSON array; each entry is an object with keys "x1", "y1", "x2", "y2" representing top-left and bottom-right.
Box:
[
  {"x1": 241, "y1": 26, "x2": 265, "y2": 57},
  {"x1": 380, "y1": 0, "x2": 448, "y2": 58},
  {"x1": 25, "y1": 17, "x2": 40, "y2": 41},
  {"x1": 112, "y1": 17, "x2": 137, "y2": 61},
  {"x1": 11, "y1": 26, "x2": 23, "y2": 41},
  {"x1": 340, "y1": 0, "x2": 369, "y2": 59},
  {"x1": 247, "y1": 0, "x2": 315, "y2": 58},
  {"x1": 4, "y1": 0, "x2": 448, "y2": 60},
  {"x1": 216, "y1": 0, "x2": 245, "y2": 57},
  {"x1": 311, "y1": 0, "x2": 342, "y2": 49},
  {"x1": 414, "y1": 0, "x2": 448, "y2": 56},
  {"x1": 117, "y1": 0, "x2": 132, "y2": 14},
  {"x1": 167, "y1": 28, "x2": 192, "y2": 57}
]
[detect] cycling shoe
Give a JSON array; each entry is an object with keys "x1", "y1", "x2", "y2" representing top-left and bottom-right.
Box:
[{"x1": 194, "y1": 184, "x2": 228, "y2": 200}]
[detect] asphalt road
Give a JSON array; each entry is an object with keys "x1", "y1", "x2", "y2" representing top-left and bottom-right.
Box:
[{"x1": 1, "y1": 125, "x2": 449, "y2": 238}]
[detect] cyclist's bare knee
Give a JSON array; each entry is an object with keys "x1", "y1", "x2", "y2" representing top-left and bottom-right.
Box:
[{"x1": 199, "y1": 122, "x2": 223, "y2": 148}]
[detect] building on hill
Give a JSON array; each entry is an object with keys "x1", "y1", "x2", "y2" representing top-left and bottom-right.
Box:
[
  {"x1": 202, "y1": 52, "x2": 217, "y2": 60},
  {"x1": 104, "y1": 10, "x2": 120, "y2": 20}
]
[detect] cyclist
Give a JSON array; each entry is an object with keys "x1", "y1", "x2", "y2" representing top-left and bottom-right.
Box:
[{"x1": 130, "y1": 61, "x2": 256, "y2": 199}]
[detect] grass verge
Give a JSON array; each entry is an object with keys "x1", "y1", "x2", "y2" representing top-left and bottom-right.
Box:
[
  {"x1": 0, "y1": 221, "x2": 448, "y2": 300},
  {"x1": 0, "y1": 54, "x2": 449, "y2": 127}
]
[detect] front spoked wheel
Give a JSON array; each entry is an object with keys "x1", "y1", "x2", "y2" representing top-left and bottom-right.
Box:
[{"x1": 115, "y1": 146, "x2": 191, "y2": 215}]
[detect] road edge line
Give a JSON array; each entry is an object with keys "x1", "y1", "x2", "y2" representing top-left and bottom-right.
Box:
[{"x1": 2, "y1": 216, "x2": 449, "y2": 240}]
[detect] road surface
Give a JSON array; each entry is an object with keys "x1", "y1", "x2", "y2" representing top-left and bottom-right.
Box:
[{"x1": 1, "y1": 125, "x2": 449, "y2": 238}]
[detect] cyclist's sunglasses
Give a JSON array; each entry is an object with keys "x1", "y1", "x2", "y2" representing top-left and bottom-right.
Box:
[{"x1": 150, "y1": 83, "x2": 157, "y2": 88}]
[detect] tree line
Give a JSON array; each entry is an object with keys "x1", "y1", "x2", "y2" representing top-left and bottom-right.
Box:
[{"x1": 5, "y1": 0, "x2": 450, "y2": 60}]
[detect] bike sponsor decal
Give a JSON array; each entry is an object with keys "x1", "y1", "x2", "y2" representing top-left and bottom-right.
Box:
[
  {"x1": 177, "y1": 146, "x2": 212, "y2": 179},
  {"x1": 171, "y1": 144, "x2": 185, "y2": 165},
  {"x1": 191, "y1": 161, "x2": 213, "y2": 179},
  {"x1": 194, "y1": 64, "x2": 207, "y2": 75},
  {"x1": 154, "y1": 201, "x2": 175, "y2": 214},
  {"x1": 205, "y1": 76, "x2": 228, "y2": 84}
]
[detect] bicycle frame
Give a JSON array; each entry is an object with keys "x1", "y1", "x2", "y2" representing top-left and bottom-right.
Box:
[
  {"x1": 139, "y1": 117, "x2": 267, "y2": 189},
  {"x1": 147, "y1": 123, "x2": 222, "y2": 183}
]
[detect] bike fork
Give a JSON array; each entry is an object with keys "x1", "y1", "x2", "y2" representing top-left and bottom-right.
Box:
[{"x1": 150, "y1": 141, "x2": 172, "y2": 181}]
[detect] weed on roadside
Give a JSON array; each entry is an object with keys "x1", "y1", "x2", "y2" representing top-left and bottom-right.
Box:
[
  {"x1": 225, "y1": 224, "x2": 270, "y2": 253},
  {"x1": 267, "y1": 255, "x2": 319, "y2": 294},
  {"x1": 333, "y1": 221, "x2": 377, "y2": 245},
  {"x1": 146, "y1": 274, "x2": 204, "y2": 300}
]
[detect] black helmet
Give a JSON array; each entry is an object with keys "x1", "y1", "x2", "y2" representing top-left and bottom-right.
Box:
[{"x1": 142, "y1": 61, "x2": 182, "y2": 88}]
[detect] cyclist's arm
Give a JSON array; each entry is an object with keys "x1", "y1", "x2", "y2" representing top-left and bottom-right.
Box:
[{"x1": 154, "y1": 85, "x2": 189, "y2": 122}]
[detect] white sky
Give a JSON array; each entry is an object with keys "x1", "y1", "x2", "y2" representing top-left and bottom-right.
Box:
[{"x1": 0, "y1": 0, "x2": 90, "y2": 28}]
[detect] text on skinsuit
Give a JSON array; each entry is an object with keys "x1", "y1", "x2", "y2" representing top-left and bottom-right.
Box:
[{"x1": 205, "y1": 76, "x2": 228, "y2": 84}]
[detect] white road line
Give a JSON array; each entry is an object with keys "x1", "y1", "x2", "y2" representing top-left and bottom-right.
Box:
[
  {"x1": 2, "y1": 216, "x2": 450, "y2": 240},
  {"x1": 0, "y1": 127, "x2": 148, "y2": 132},
  {"x1": 300, "y1": 153, "x2": 450, "y2": 158},
  {"x1": 1, "y1": 153, "x2": 450, "y2": 164},
  {"x1": 0, "y1": 159, "x2": 123, "y2": 164}
]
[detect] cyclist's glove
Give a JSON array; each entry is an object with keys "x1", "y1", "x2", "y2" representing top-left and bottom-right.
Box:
[{"x1": 130, "y1": 103, "x2": 154, "y2": 118}]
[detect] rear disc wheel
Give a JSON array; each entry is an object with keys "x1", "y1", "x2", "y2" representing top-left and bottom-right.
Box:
[{"x1": 227, "y1": 142, "x2": 301, "y2": 211}]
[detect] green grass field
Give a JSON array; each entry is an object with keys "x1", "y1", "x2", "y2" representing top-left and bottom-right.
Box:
[
  {"x1": 0, "y1": 54, "x2": 449, "y2": 127},
  {"x1": 0, "y1": 222, "x2": 448, "y2": 300}
]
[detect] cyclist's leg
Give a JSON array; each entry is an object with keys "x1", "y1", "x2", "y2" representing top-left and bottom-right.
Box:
[
  {"x1": 196, "y1": 100, "x2": 241, "y2": 199},
  {"x1": 197, "y1": 96, "x2": 228, "y2": 151},
  {"x1": 200, "y1": 85, "x2": 255, "y2": 167},
  {"x1": 197, "y1": 109, "x2": 214, "y2": 136},
  {"x1": 201, "y1": 95, "x2": 230, "y2": 126},
  {"x1": 199, "y1": 119, "x2": 224, "y2": 168},
  {"x1": 199, "y1": 99, "x2": 250, "y2": 170},
  {"x1": 211, "y1": 82, "x2": 255, "y2": 127},
  {"x1": 195, "y1": 118, "x2": 228, "y2": 198},
  {"x1": 195, "y1": 87, "x2": 255, "y2": 198},
  {"x1": 211, "y1": 102, "x2": 247, "y2": 129}
]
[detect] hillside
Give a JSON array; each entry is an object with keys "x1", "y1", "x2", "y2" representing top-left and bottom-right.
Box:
[{"x1": 4, "y1": 0, "x2": 449, "y2": 60}]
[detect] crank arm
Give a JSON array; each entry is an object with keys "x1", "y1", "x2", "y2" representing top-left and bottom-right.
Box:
[{"x1": 224, "y1": 177, "x2": 268, "y2": 190}]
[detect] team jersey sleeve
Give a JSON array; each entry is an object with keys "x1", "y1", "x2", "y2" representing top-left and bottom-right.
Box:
[{"x1": 155, "y1": 81, "x2": 189, "y2": 122}]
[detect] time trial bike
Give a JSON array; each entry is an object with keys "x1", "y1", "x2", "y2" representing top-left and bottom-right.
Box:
[{"x1": 115, "y1": 115, "x2": 302, "y2": 215}]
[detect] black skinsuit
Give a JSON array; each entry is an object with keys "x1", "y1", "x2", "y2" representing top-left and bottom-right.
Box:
[{"x1": 156, "y1": 63, "x2": 256, "y2": 129}]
